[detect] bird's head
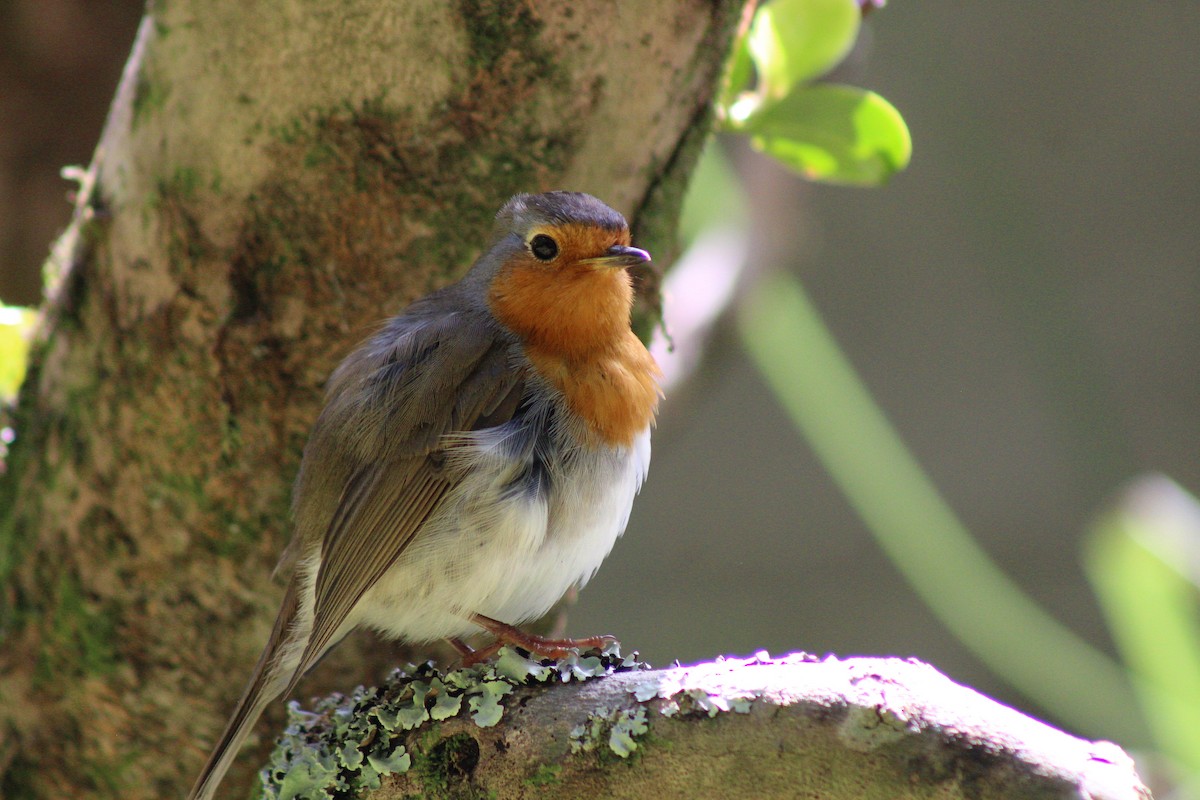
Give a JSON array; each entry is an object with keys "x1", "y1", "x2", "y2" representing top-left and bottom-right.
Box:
[{"x1": 480, "y1": 192, "x2": 651, "y2": 359}]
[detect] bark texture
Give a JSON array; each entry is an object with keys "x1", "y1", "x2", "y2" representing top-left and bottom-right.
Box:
[
  {"x1": 0, "y1": 2, "x2": 745, "y2": 797},
  {"x1": 268, "y1": 652, "x2": 1152, "y2": 800}
]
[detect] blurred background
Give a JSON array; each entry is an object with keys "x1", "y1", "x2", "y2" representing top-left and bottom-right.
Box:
[{"x1": 3, "y1": 0, "x2": 1197, "y2": 791}]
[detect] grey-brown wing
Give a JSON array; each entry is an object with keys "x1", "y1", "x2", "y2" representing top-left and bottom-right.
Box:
[{"x1": 286, "y1": 309, "x2": 526, "y2": 686}]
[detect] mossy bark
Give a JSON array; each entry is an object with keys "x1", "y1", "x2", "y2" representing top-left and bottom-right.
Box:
[
  {"x1": 0, "y1": 2, "x2": 746, "y2": 797},
  {"x1": 263, "y1": 653, "x2": 1152, "y2": 800}
]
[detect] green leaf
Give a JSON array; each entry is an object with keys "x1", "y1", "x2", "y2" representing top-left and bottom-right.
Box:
[
  {"x1": 749, "y1": 0, "x2": 860, "y2": 98},
  {"x1": 742, "y1": 83, "x2": 911, "y2": 185},
  {"x1": 0, "y1": 306, "x2": 35, "y2": 402},
  {"x1": 1085, "y1": 476, "x2": 1200, "y2": 775}
]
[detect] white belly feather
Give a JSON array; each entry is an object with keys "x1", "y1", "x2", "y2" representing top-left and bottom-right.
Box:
[{"x1": 351, "y1": 425, "x2": 651, "y2": 642}]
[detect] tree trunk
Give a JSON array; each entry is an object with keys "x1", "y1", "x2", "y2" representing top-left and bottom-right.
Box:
[{"x1": 0, "y1": 2, "x2": 746, "y2": 797}]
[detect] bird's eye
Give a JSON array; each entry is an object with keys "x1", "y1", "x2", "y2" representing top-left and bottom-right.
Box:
[{"x1": 529, "y1": 234, "x2": 559, "y2": 262}]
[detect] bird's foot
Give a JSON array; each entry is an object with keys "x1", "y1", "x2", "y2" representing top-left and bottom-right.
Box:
[{"x1": 452, "y1": 613, "x2": 617, "y2": 667}]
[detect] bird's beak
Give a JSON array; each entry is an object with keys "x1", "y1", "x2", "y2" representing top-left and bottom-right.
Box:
[{"x1": 580, "y1": 244, "x2": 652, "y2": 270}]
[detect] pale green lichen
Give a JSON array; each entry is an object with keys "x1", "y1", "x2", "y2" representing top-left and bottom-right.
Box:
[
  {"x1": 730, "y1": 696, "x2": 754, "y2": 714},
  {"x1": 428, "y1": 679, "x2": 463, "y2": 721},
  {"x1": 608, "y1": 707, "x2": 649, "y2": 757},
  {"x1": 260, "y1": 643, "x2": 644, "y2": 798},
  {"x1": 629, "y1": 650, "x2": 780, "y2": 719},
  {"x1": 494, "y1": 646, "x2": 552, "y2": 683},
  {"x1": 631, "y1": 677, "x2": 758, "y2": 718},
  {"x1": 569, "y1": 706, "x2": 649, "y2": 758},
  {"x1": 658, "y1": 687, "x2": 754, "y2": 718},
  {"x1": 466, "y1": 680, "x2": 512, "y2": 727}
]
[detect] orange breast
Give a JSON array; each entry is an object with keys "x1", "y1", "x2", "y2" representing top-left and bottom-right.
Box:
[
  {"x1": 527, "y1": 333, "x2": 661, "y2": 448},
  {"x1": 488, "y1": 258, "x2": 661, "y2": 448}
]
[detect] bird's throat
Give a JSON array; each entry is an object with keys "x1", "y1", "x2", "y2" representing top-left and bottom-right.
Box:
[
  {"x1": 489, "y1": 266, "x2": 660, "y2": 447},
  {"x1": 525, "y1": 333, "x2": 660, "y2": 448}
]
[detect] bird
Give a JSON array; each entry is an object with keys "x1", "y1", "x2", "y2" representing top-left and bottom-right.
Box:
[{"x1": 187, "y1": 191, "x2": 661, "y2": 800}]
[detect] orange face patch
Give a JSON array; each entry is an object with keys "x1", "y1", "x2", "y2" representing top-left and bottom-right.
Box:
[
  {"x1": 526, "y1": 222, "x2": 632, "y2": 259},
  {"x1": 487, "y1": 222, "x2": 636, "y2": 361}
]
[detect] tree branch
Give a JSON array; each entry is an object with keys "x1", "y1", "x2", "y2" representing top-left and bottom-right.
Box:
[{"x1": 261, "y1": 651, "x2": 1151, "y2": 799}]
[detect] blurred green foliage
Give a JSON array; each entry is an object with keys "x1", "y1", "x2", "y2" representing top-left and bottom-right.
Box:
[
  {"x1": 719, "y1": 0, "x2": 910, "y2": 185},
  {"x1": 691, "y1": 0, "x2": 1196, "y2": 791},
  {"x1": 737, "y1": 270, "x2": 1142, "y2": 739},
  {"x1": 0, "y1": 306, "x2": 35, "y2": 403},
  {"x1": 1087, "y1": 479, "x2": 1200, "y2": 783}
]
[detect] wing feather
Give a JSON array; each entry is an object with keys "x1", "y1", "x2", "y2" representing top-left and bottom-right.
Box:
[{"x1": 284, "y1": 306, "x2": 526, "y2": 685}]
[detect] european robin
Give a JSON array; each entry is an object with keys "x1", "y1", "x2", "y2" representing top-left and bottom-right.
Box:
[{"x1": 187, "y1": 191, "x2": 661, "y2": 800}]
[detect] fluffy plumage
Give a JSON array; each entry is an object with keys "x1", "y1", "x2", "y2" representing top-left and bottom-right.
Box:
[{"x1": 188, "y1": 192, "x2": 659, "y2": 800}]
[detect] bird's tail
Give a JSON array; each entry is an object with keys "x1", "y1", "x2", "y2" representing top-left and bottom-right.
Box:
[{"x1": 187, "y1": 580, "x2": 303, "y2": 800}]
